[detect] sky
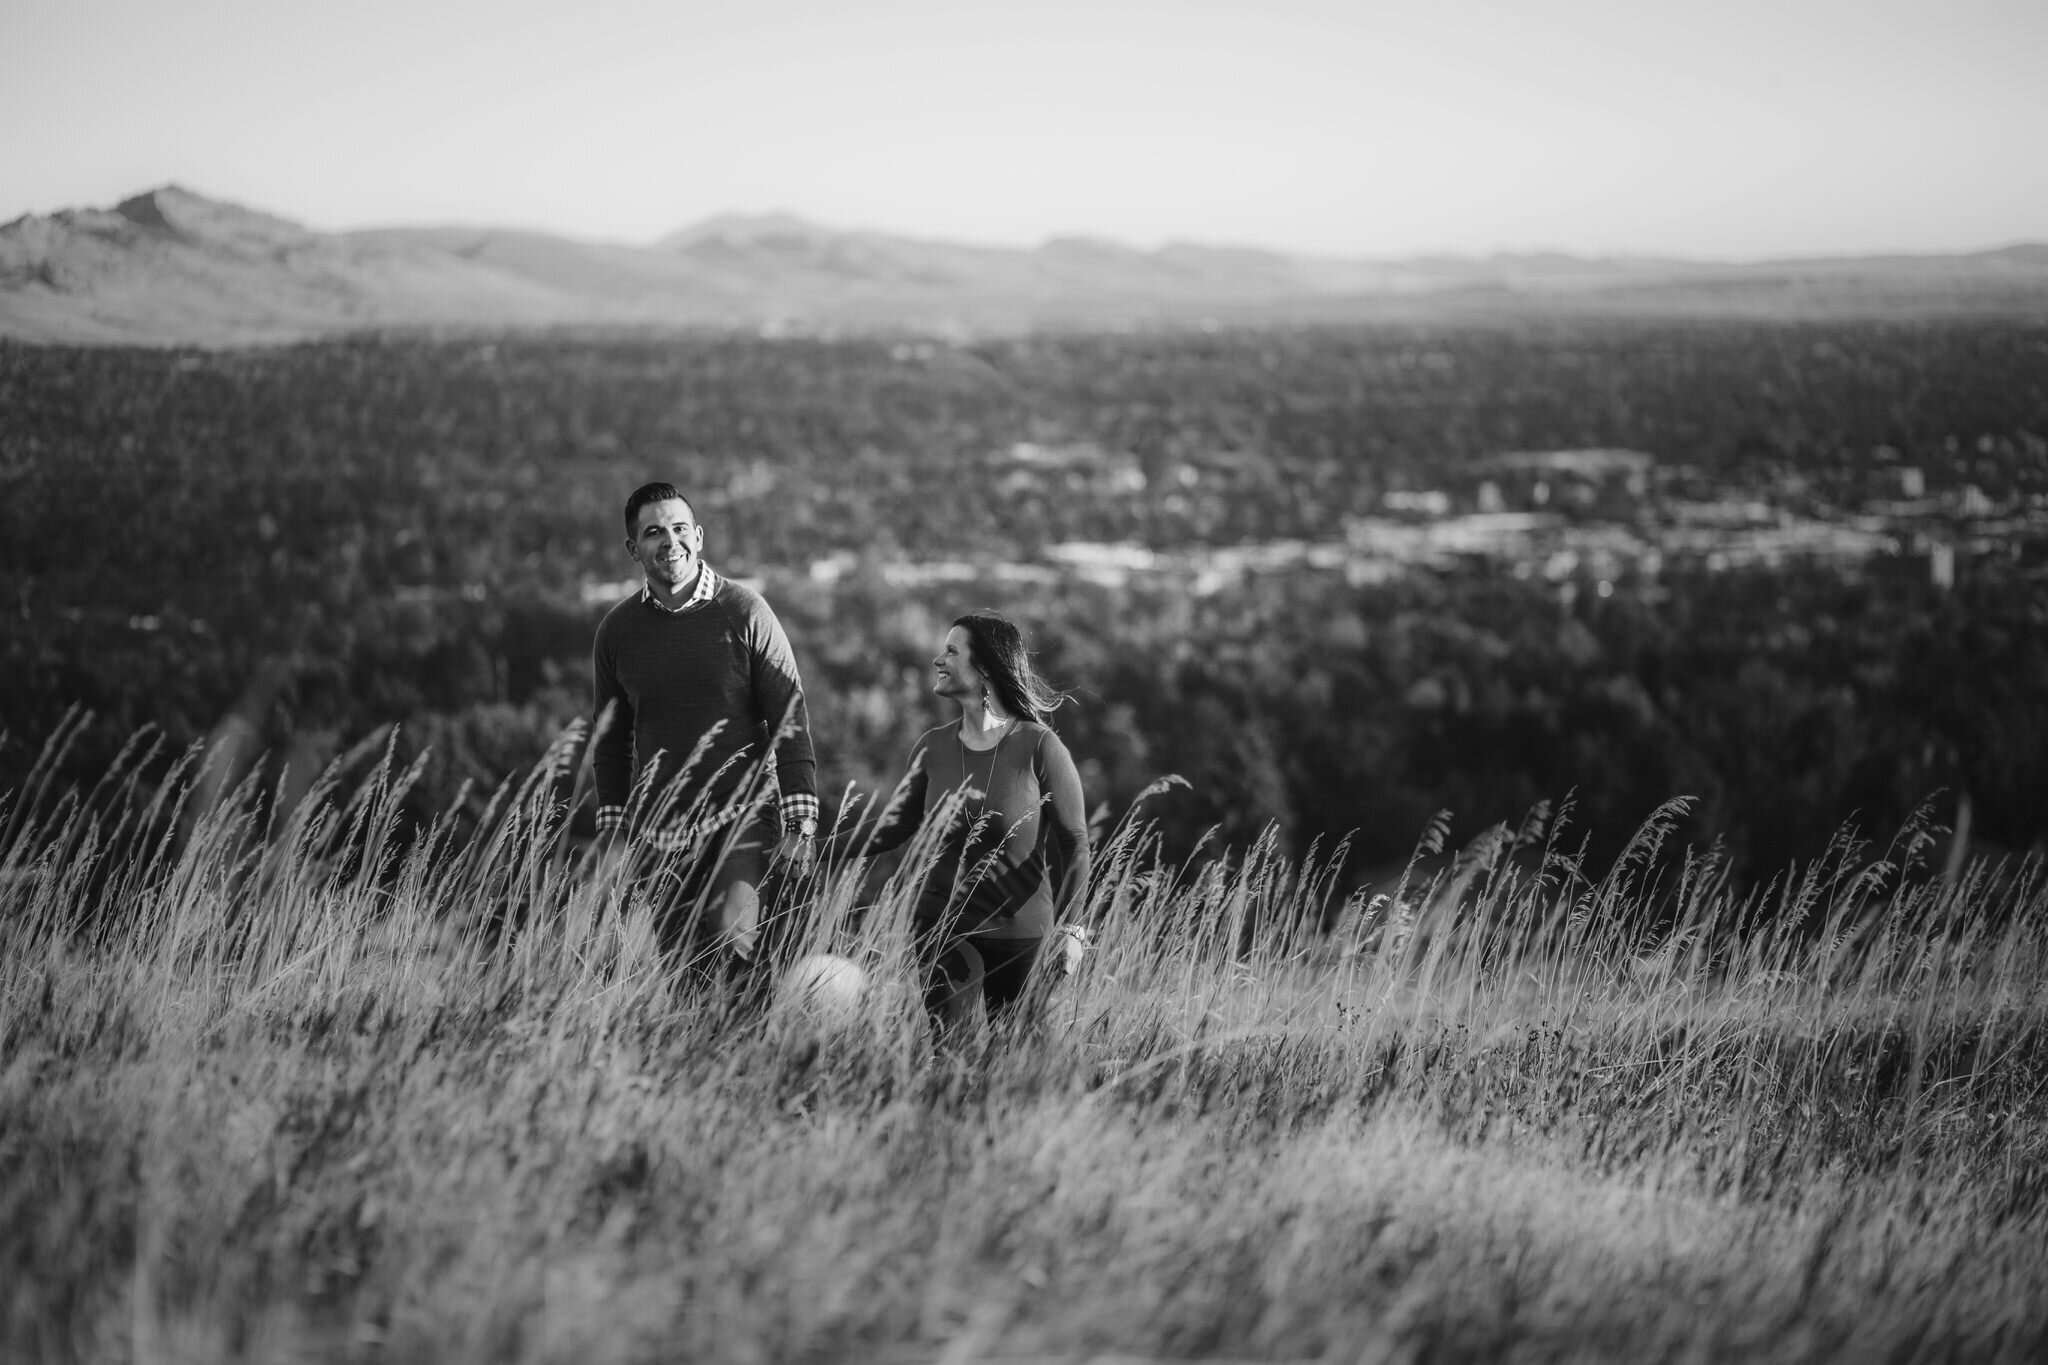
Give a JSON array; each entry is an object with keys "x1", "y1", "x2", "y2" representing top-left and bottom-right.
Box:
[{"x1": 4, "y1": 0, "x2": 2045, "y2": 260}]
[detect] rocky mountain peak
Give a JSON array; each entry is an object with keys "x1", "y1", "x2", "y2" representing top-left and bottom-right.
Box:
[{"x1": 109, "y1": 185, "x2": 311, "y2": 249}]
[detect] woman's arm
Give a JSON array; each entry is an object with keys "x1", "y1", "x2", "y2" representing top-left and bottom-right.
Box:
[
  {"x1": 1035, "y1": 731, "x2": 1092, "y2": 919},
  {"x1": 823, "y1": 761, "x2": 930, "y2": 861}
]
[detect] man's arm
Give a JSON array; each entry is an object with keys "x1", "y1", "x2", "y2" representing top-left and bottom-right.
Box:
[
  {"x1": 590, "y1": 617, "x2": 635, "y2": 839},
  {"x1": 736, "y1": 590, "x2": 819, "y2": 840}
]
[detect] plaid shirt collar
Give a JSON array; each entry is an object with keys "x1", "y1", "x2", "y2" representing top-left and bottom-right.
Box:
[{"x1": 640, "y1": 562, "x2": 721, "y2": 613}]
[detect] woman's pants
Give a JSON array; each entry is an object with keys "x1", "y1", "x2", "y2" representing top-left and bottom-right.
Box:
[{"x1": 926, "y1": 935, "x2": 1044, "y2": 1032}]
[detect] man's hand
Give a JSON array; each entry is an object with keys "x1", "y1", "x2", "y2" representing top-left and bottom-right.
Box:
[
  {"x1": 773, "y1": 829, "x2": 815, "y2": 874},
  {"x1": 586, "y1": 832, "x2": 630, "y2": 886}
]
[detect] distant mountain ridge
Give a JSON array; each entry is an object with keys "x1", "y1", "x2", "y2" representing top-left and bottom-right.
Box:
[{"x1": 5, "y1": 185, "x2": 2046, "y2": 346}]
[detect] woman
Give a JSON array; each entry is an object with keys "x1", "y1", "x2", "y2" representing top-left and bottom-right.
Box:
[{"x1": 838, "y1": 611, "x2": 1091, "y2": 1031}]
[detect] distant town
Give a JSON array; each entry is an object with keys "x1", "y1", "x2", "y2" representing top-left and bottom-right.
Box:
[{"x1": 584, "y1": 444, "x2": 2048, "y2": 606}]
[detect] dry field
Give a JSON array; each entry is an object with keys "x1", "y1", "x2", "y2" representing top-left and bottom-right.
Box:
[{"x1": 4, "y1": 724, "x2": 2045, "y2": 1363}]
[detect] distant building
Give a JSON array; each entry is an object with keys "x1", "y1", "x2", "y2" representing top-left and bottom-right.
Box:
[
  {"x1": 1482, "y1": 448, "x2": 1656, "y2": 510},
  {"x1": 998, "y1": 441, "x2": 1147, "y2": 494},
  {"x1": 1383, "y1": 489, "x2": 1452, "y2": 516}
]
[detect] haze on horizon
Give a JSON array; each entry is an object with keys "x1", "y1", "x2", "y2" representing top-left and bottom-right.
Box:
[{"x1": 5, "y1": 0, "x2": 2045, "y2": 262}]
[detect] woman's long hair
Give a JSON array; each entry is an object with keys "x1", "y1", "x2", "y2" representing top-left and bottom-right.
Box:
[{"x1": 954, "y1": 611, "x2": 1070, "y2": 726}]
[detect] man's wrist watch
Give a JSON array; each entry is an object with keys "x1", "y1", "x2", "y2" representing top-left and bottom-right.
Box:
[{"x1": 787, "y1": 816, "x2": 818, "y2": 838}]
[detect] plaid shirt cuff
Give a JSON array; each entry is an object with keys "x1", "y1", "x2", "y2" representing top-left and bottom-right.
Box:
[
  {"x1": 600, "y1": 796, "x2": 811, "y2": 842},
  {"x1": 780, "y1": 791, "x2": 819, "y2": 835}
]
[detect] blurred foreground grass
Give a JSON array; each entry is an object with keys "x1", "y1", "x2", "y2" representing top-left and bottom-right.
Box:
[{"x1": 3, "y1": 721, "x2": 2045, "y2": 1363}]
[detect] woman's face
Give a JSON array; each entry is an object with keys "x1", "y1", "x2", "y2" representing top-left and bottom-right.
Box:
[{"x1": 931, "y1": 625, "x2": 987, "y2": 704}]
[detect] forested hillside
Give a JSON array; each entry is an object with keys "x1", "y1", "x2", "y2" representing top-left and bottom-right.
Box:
[{"x1": 4, "y1": 320, "x2": 2044, "y2": 886}]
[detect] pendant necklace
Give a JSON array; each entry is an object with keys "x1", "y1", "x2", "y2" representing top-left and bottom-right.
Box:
[{"x1": 965, "y1": 721, "x2": 1008, "y2": 804}]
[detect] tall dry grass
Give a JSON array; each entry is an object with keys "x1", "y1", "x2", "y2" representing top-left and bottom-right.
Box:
[{"x1": 3, "y1": 721, "x2": 2045, "y2": 1363}]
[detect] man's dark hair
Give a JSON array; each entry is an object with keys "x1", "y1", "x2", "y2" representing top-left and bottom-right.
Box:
[
  {"x1": 623, "y1": 482, "x2": 695, "y2": 536},
  {"x1": 954, "y1": 611, "x2": 1071, "y2": 726}
]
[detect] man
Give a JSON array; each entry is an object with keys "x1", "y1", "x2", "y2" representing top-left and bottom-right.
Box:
[{"x1": 590, "y1": 481, "x2": 818, "y2": 976}]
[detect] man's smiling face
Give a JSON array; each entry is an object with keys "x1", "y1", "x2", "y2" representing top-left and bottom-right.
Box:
[{"x1": 627, "y1": 497, "x2": 704, "y2": 596}]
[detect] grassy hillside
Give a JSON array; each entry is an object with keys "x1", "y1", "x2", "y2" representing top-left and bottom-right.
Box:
[{"x1": 4, "y1": 731, "x2": 2043, "y2": 1362}]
